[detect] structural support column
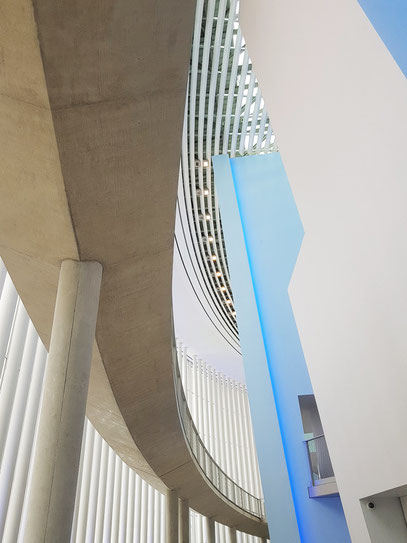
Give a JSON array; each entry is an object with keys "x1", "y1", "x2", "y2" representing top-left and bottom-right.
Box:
[
  {"x1": 166, "y1": 488, "x2": 179, "y2": 543},
  {"x1": 205, "y1": 517, "x2": 215, "y2": 543},
  {"x1": 23, "y1": 260, "x2": 102, "y2": 543},
  {"x1": 179, "y1": 498, "x2": 189, "y2": 543},
  {"x1": 229, "y1": 526, "x2": 237, "y2": 543}
]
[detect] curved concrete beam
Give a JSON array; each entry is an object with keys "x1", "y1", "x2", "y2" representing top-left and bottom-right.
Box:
[{"x1": 0, "y1": 0, "x2": 268, "y2": 537}]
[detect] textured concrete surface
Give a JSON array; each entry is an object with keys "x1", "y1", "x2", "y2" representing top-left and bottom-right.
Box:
[
  {"x1": 0, "y1": 0, "x2": 268, "y2": 536},
  {"x1": 24, "y1": 261, "x2": 102, "y2": 543}
]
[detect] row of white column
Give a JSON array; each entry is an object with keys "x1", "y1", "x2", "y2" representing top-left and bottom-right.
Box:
[
  {"x1": 71, "y1": 420, "x2": 166, "y2": 543},
  {"x1": 0, "y1": 259, "x2": 103, "y2": 543},
  {"x1": 177, "y1": 342, "x2": 263, "y2": 498},
  {"x1": 0, "y1": 259, "x2": 266, "y2": 542}
]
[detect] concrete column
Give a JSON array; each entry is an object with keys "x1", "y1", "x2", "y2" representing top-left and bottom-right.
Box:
[
  {"x1": 229, "y1": 526, "x2": 237, "y2": 543},
  {"x1": 23, "y1": 260, "x2": 102, "y2": 543},
  {"x1": 166, "y1": 488, "x2": 179, "y2": 543},
  {"x1": 205, "y1": 516, "x2": 216, "y2": 543},
  {"x1": 179, "y1": 498, "x2": 189, "y2": 543}
]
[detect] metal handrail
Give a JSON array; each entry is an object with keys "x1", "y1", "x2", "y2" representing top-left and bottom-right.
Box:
[
  {"x1": 304, "y1": 433, "x2": 325, "y2": 443},
  {"x1": 304, "y1": 434, "x2": 335, "y2": 486},
  {"x1": 173, "y1": 357, "x2": 265, "y2": 520}
]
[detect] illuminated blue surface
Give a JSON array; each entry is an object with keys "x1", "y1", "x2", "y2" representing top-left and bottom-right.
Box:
[{"x1": 214, "y1": 153, "x2": 350, "y2": 542}]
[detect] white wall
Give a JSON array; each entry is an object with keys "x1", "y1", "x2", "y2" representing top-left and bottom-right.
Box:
[{"x1": 240, "y1": 1, "x2": 407, "y2": 541}]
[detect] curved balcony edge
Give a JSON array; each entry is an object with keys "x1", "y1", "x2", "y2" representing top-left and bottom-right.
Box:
[{"x1": 173, "y1": 355, "x2": 266, "y2": 520}]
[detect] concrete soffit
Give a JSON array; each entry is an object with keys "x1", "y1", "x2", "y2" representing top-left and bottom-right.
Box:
[
  {"x1": 0, "y1": 0, "x2": 195, "y2": 490},
  {"x1": 0, "y1": 0, "x2": 269, "y2": 535}
]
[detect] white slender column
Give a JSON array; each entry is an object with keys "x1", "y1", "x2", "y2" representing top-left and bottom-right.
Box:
[
  {"x1": 244, "y1": 392, "x2": 262, "y2": 498},
  {"x1": 221, "y1": 375, "x2": 233, "y2": 478},
  {"x1": 118, "y1": 463, "x2": 129, "y2": 543},
  {"x1": 160, "y1": 492, "x2": 165, "y2": 543},
  {"x1": 0, "y1": 325, "x2": 37, "y2": 536},
  {"x1": 220, "y1": 523, "x2": 227, "y2": 543},
  {"x1": 240, "y1": 389, "x2": 256, "y2": 496},
  {"x1": 198, "y1": 513, "x2": 204, "y2": 542},
  {"x1": 154, "y1": 490, "x2": 161, "y2": 542},
  {"x1": 0, "y1": 303, "x2": 29, "y2": 461},
  {"x1": 147, "y1": 483, "x2": 154, "y2": 541},
  {"x1": 215, "y1": 371, "x2": 226, "y2": 472},
  {"x1": 23, "y1": 260, "x2": 102, "y2": 543},
  {"x1": 126, "y1": 469, "x2": 135, "y2": 542},
  {"x1": 179, "y1": 498, "x2": 189, "y2": 543},
  {"x1": 202, "y1": 364, "x2": 211, "y2": 451},
  {"x1": 111, "y1": 455, "x2": 122, "y2": 542},
  {"x1": 206, "y1": 366, "x2": 214, "y2": 455},
  {"x1": 205, "y1": 517, "x2": 216, "y2": 543},
  {"x1": 230, "y1": 380, "x2": 242, "y2": 485},
  {"x1": 190, "y1": 511, "x2": 196, "y2": 543},
  {"x1": 133, "y1": 474, "x2": 142, "y2": 542},
  {"x1": 229, "y1": 526, "x2": 237, "y2": 543},
  {"x1": 76, "y1": 422, "x2": 95, "y2": 542},
  {"x1": 193, "y1": 356, "x2": 199, "y2": 425},
  {"x1": 235, "y1": 383, "x2": 249, "y2": 490},
  {"x1": 140, "y1": 479, "x2": 148, "y2": 542},
  {"x1": 70, "y1": 422, "x2": 87, "y2": 543},
  {"x1": 1, "y1": 342, "x2": 46, "y2": 543},
  {"x1": 210, "y1": 367, "x2": 219, "y2": 462},
  {"x1": 197, "y1": 359, "x2": 204, "y2": 435},
  {"x1": 0, "y1": 258, "x2": 7, "y2": 294},
  {"x1": 0, "y1": 274, "x2": 18, "y2": 378},
  {"x1": 166, "y1": 488, "x2": 178, "y2": 543},
  {"x1": 94, "y1": 440, "x2": 109, "y2": 542},
  {"x1": 85, "y1": 430, "x2": 103, "y2": 542},
  {"x1": 102, "y1": 447, "x2": 116, "y2": 542},
  {"x1": 183, "y1": 346, "x2": 188, "y2": 396}
]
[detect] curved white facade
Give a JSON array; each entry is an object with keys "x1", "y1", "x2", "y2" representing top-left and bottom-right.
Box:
[
  {"x1": 173, "y1": 0, "x2": 276, "y2": 380},
  {"x1": 177, "y1": 341, "x2": 262, "y2": 498}
]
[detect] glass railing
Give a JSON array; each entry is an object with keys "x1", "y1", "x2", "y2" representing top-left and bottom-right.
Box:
[
  {"x1": 173, "y1": 358, "x2": 265, "y2": 520},
  {"x1": 305, "y1": 434, "x2": 335, "y2": 485}
]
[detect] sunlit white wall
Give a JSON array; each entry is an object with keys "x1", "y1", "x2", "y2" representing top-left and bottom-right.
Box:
[{"x1": 240, "y1": 1, "x2": 407, "y2": 541}]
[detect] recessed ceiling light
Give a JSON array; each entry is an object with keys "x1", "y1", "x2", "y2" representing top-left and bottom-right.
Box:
[
  {"x1": 203, "y1": 188, "x2": 210, "y2": 196},
  {"x1": 205, "y1": 213, "x2": 211, "y2": 221},
  {"x1": 226, "y1": 299, "x2": 232, "y2": 305},
  {"x1": 220, "y1": 286, "x2": 226, "y2": 292},
  {"x1": 202, "y1": 159, "x2": 209, "y2": 167},
  {"x1": 211, "y1": 255, "x2": 217, "y2": 261},
  {"x1": 216, "y1": 271, "x2": 222, "y2": 277},
  {"x1": 208, "y1": 235, "x2": 214, "y2": 242}
]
